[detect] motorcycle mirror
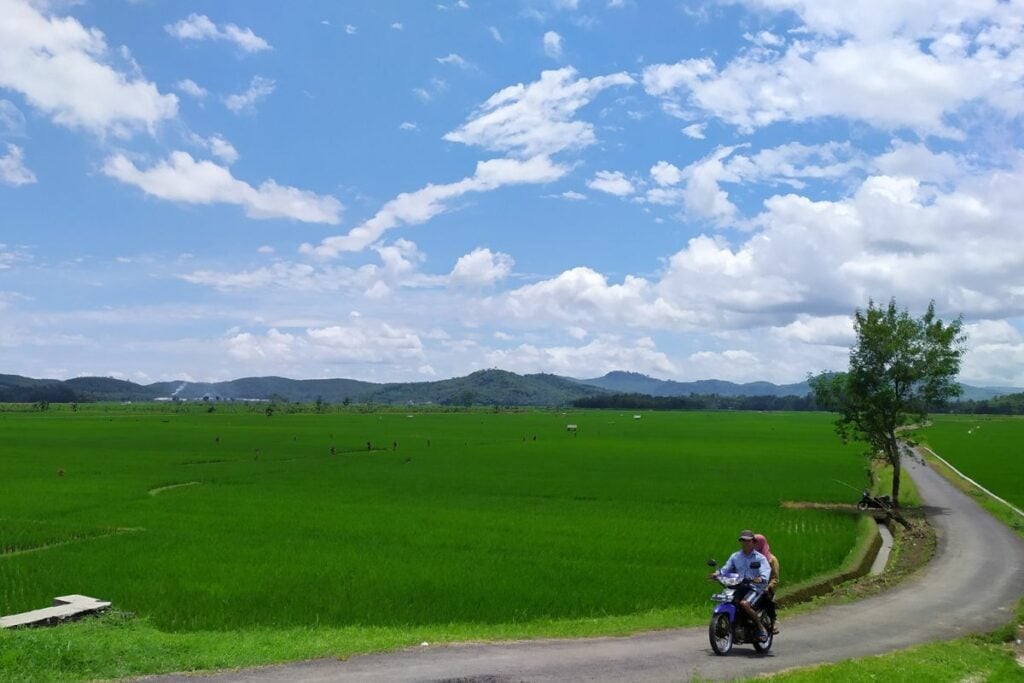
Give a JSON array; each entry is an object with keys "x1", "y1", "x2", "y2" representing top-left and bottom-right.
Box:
[
  {"x1": 706, "y1": 559, "x2": 717, "y2": 567},
  {"x1": 750, "y1": 561, "x2": 761, "y2": 569}
]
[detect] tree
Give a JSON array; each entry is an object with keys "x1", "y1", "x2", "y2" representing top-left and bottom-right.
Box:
[{"x1": 811, "y1": 299, "x2": 966, "y2": 507}]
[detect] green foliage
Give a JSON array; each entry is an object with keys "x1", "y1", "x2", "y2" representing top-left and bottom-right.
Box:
[{"x1": 812, "y1": 299, "x2": 966, "y2": 505}]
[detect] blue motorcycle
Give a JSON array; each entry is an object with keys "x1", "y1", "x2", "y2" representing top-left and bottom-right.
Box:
[{"x1": 706, "y1": 559, "x2": 775, "y2": 655}]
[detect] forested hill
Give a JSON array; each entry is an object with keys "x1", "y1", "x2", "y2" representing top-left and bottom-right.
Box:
[
  {"x1": 0, "y1": 370, "x2": 602, "y2": 406},
  {"x1": 1, "y1": 370, "x2": 1019, "y2": 408}
]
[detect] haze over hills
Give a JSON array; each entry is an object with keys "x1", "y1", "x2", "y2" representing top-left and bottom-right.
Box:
[{"x1": 1, "y1": 370, "x2": 1019, "y2": 405}]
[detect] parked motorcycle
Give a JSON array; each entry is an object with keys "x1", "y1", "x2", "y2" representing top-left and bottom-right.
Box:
[
  {"x1": 706, "y1": 559, "x2": 775, "y2": 655},
  {"x1": 857, "y1": 489, "x2": 893, "y2": 511}
]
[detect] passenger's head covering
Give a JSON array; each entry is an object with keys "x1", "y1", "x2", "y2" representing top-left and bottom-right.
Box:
[{"x1": 753, "y1": 533, "x2": 773, "y2": 562}]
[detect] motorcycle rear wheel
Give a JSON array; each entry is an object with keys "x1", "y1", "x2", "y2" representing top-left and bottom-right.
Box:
[
  {"x1": 752, "y1": 610, "x2": 774, "y2": 653},
  {"x1": 709, "y1": 613, "x2": 733, "y2": 655}
]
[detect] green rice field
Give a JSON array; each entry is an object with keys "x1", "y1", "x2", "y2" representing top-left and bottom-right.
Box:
[
  {"x1": 1, "y1": 406, "x2": 867, "y2": 633},
  {"x1": 917, "y1": 415, "x2": 1024, "y2": 509}
]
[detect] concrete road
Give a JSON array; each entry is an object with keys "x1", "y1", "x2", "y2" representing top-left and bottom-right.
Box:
[{"x1": 148, "y1": 454, "x2": 1024, "y2": 682}]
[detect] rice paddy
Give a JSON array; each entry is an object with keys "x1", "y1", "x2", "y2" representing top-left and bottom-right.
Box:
[
  {"x1": 0, "y1": 406, "x2": 868, "y2": 632},
  {"x1": 917, "y1": 415, "x2": 1024, "y2": 510}
]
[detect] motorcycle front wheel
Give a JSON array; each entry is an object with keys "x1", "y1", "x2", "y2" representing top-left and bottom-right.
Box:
[{"x1": 709, "y1": 613, "x2": 733, "y2": 655}]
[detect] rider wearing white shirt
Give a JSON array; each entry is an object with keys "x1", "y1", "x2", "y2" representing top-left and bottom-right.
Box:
[{"x1": 710, "y1": 529, "x2": 772, "y2": 642}]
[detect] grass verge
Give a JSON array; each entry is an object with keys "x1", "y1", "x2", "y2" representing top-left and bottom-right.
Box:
[{"x1": 756, "y1": 598, "x2": 1024, "y2": 683}]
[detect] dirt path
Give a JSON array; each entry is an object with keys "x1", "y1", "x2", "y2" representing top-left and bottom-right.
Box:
[{"x1": 147, "y1": 454, "x2": 1024, "y2": 682}]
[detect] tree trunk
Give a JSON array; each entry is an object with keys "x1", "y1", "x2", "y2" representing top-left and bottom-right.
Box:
[{"x1": 891, "y1": 445, "x2": 902, "y2": 508}]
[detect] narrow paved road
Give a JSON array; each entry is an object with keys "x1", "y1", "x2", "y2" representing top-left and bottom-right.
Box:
[{"x1": 150, "y1": 454, "x2": 1024, "y2": 682}]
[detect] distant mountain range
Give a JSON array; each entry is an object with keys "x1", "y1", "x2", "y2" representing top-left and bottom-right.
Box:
[{"x1": 0, "y1": 369, "x2": 1018, "y2": 406}]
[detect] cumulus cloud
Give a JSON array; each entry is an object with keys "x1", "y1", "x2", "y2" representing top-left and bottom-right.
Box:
[
  {"x1": 301, "y1": 155, "x2": 567, "y2": 257},
  {"x1": 543, "y1": 31, "x2": 563, "y2": 59},
  {"x1": 488, "y1": 26, "x2": 504, "y2": 42},
  {"x1": 227, "y1": 321, "x2": 424, "y2": 365},
  {"x1": 444, "y1": 67, "x2": 634, "y2": 157},
  {"x1": 642, "y1": 4, "x2": 1024, "y2": 136},
  {"x1": 645, "y1": 141, "x2": 865, "y2": 221},
  {"x1": 0, "y1": 144, "x2": 36, "y2": 185},
  {"x1": 0, "y1": 0, "x2": 178, "y2": 135},
  {"x1": 165, "y1": 13, "x2": 271, "y2": 53},
  {"x1": 225, "y1": 76, "x2": 276, "y2": 114},
  {"x1": 450, "y1": 247, "x2": 515, "y2": 287},
  {"x1": 586, "y1": 170, "x2": 635, "y2": 196},
  {"x1": 960, "y1": 320, "x2": 1024, "y2": 386},
  {"x1": 103, "y1": 151, "x2": 342, "y2": 224}
]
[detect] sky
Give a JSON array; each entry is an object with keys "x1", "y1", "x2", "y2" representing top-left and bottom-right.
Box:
[{"x1": 2, "y1": 0, "x2": 1024, "y2": 386}]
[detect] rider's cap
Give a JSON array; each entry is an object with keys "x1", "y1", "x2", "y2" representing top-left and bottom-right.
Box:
[{"x1": 738, "y1": 529, "x2": 755, "y2": 541}]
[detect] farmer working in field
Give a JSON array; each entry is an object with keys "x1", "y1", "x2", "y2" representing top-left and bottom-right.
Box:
[{"x1": 709, "y1": 529, "x2": 772, "y2": 642}]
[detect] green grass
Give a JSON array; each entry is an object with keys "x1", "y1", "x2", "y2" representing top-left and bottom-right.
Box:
[
  {"x1": 915, "y1": 415, "x2": 1024, "y2": 509},
  {"x1": 758, "y1": 638, "x2": 1022, "y2": 682},
  {"x1": 0, "y1": 406, "x2": 872, "y2": 679},
  {"x1": 758, "y1": 598, "x2": 1024, "y2": 683}
]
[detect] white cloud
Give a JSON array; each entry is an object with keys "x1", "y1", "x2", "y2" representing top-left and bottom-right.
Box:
[
  {"x1": 0, "y1": 144, "x2": 36, "y2": 186},
  {"x1": 960, "y1": 320, "x2": 1024, "y2": 386},
  {"x1": 227, "y1": 322, "x2": 424, "y2": 365},
  {"x1": 165, "y1": 13, "x2": 271, "y2": 53},
  {"x1": 345, "y1": 24, "x2": 357, "y2": 35},
  {"x1": 188, "y1": 132, "x2": 239, "y2": 164},
  {"x1": 873, "y1": 140, "x2": 962, "y2": 183},
  {"x1": 587, "y1": 170, "x2": 635, "y2": 196},
  {"x1": 543, "y1": 31, "x2": 563, "y2": 59},
  {"x1": 208, "y1": 135, "x2": 239, "y2": 164},
  {"x1": 737, "y1": 0, "x2": 1005, "y2": 42},
  {"x1": 399, "y1": 121, "x2": 418, "y2": 131},
  {"x1": 559, "y1": 190, "x2": 586, "y2": 200},
  {"x1": 0, "y1": 99, "x2": 27, "y2": 136},
  {"x1": 0, "y1": 0, "x2": 178, "y2": 135},
  {"x1": 450, "y1": 247, "x2": 515, "y2": 287},
  {"x1": 391, "y1": 23, "x2": 404, "y2": 30},
  {"x1": 771, "y1": 315, "x2": 853, "y2": 346},
  {"x1": 436, "y1": 53, "x2": 474, "y2": 69},
  {"x1": 488, "y1": 26, "x2": 504, "y2": 42},
  {"x1": 485, "y1": 335, "x2": 678, "y2": 377},
  {"x1": 642, "y1": 7, "x2": 1024, "y2": 137},
  {"x1": 444, "y1": 67, "x2": 634, "y2": 158},
  {"x1": 175, "y1": 79, "x2": 207, "y2": 99},
  {"x1": 501, "y1": 267, "x2": 691, "y2": 329},
  {"x1": 681, "y1": 123, "x2": 705, "y2": 139},
  {"x1": 649, "y1": 160, "x2": 684, "y2": 187},
  {"x1": 225, "y1": 76, "x2": 276, "y2": 114},
  {"x1": 103, "y1": 151, "x2": 343, "y2": 224},
  {"x1": 302, "y1": 155, "x2": 567, "y2": 257},
  {"x1": 257, "y1": 245, "x2": 275, "y2": 255},
  {"x1": 646, "y1": 142, "x2": 865, "y2": 220}
]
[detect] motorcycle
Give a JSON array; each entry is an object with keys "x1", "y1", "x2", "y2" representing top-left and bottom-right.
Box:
[
  {"x1": 857, "y1": 489, "x2": 893, "y2": 511},
  {"x1": 706, "y1": 559, "x2": 775, "y2": 655}
]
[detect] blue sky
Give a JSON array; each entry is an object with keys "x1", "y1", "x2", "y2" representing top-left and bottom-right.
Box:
[{"x1": 2, "y1": 0, "x2": 1024, "y2": 386}]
